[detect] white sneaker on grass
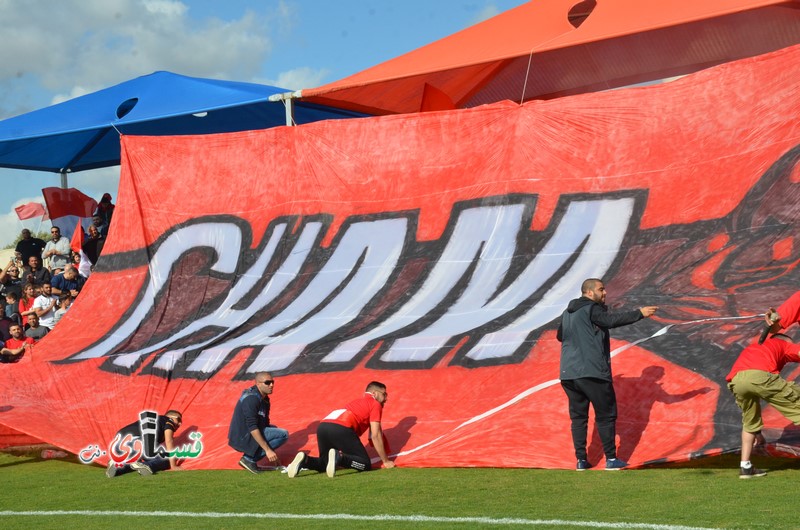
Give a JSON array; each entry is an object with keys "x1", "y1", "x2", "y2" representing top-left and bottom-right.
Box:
[{"x1": 326, "y1": 448, "x2": 337, "y2": 478}]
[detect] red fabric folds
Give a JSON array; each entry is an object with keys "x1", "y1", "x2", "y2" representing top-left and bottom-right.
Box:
[{"x1": 1, "y1": 45, "x2": 800, "y2": 469}]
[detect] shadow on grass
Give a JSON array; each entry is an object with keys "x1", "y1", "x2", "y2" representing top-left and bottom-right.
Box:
[{"x1": 641, "y1": 450, "x2": 800, "y2": 472}]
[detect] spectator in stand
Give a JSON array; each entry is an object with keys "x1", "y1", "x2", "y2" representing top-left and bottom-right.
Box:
[
  {"x1": 0, "y1": 314, "x2": 13, "y2": 342},
  {"x1": 18, "y1": 283, "x2": 37, "y2": 328},
  {"x1": 32, "y1": 282, "x2": 58, "y2": 330},
  {"x1": 53, "y1": 294, "x2": 72, "y2": 325},
  {"x1": 82, "y1": 224, "x2": 106, "y2": 266},
  {"x1": 51, "y1": 266, "x2": 85, "y2": 298},
  {"x1": 0, "y1": 259, "x2": 22, "y2": 298},
  {"x1": 12, "y1": 251, "x2": 24, "y2": 271},
  {"x1": 43, "y1": 226, "x2": 71, "y2": 273},
  {"x1": 94, "y1": 193, "x2": 115, "y2": 227},
  {"x1": 24, "y1": 313, "x2": 49, "y2": 341},
  {"x1": 1, "y1": 324, "x2": 33, "y2": 362},
  {"x1": 91, "y1": 214, "x2": 109, "y2": 238},
  {"x1": 15, "y1": 229, "x2": 45, "y2": 265},
  {"x1": 4, "y1": 292, "x2": 20, "y2": 325},
  {"x1": 23, "y1": 255, "x2": 50, "y2": 287}
]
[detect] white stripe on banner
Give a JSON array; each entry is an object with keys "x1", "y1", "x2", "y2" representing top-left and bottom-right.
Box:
[
  {"x1": 0, "y1": 510, "x2": 716, "y2": 529},
  {"x1": 389, "y1": 314, "x2": 764, "y2": 460}
]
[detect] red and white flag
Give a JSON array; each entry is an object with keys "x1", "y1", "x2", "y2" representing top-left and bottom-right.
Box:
[
  {"x1": 70, "y1": 219, "x2": 92, "y2": 278},
  {"x1": 42, "y1": 187, "x2": 98, "y2": 241}
]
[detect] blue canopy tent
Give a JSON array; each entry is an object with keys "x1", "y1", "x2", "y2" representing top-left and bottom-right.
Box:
[{"x1": 0, "y1": 71, "x2": 365, "y2": 176}]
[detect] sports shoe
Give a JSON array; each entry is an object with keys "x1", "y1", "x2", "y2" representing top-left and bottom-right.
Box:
[
  {"x1": 105, "y1": 461, "x2": 118, "y2": 479},
  {"x1": 576, "y1": 459, "x2": 592, "y2": 471},
  {"x1": 130, "y1": 461, "x2": 153, "y2": 476},
  {"x1": 605, "y1": 458, "x2": 628, "y2": 471},
  {"x1": 238, "y1": 456, "x2": 263, "y2": 475},
  {"x1": 287, "y1": 452, "x2": 306, "y2": 478},
  {"x1": 739, "y1": 466, "x2": 767, "y2": 479},
  {"x1": 326, "y1": 448, "x2": 338, "y2": 478}
]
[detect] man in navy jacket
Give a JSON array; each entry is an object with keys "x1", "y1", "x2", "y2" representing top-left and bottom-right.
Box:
[
  {"x1": 228, "y1": 372, "x2": 289, "y2": 474},
  {"x1": 557, "y1": 278, "x2": 657, "y2": 471}
]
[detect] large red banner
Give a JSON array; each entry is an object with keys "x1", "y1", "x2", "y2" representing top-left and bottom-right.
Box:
[{"x1": 1, "y1": 44, "x2": 800, "y2": 470}]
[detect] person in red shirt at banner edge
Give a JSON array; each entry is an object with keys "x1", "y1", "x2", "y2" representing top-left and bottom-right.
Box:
[
  {"x1": 286, "y1": 381, "x2": 395, "y2": 478},
  {"x1": 726, "y1": 333, "x2": 800, "y2": 478},
  {"x1": 1, "y1": 323, "x2": 34, "y2": 363},
  {"x1": 763, "y1": 291, "x2": 800, "y2": 337}
]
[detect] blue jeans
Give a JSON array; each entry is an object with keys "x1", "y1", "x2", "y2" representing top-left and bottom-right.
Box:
[{"x1": 244, "y1": 425, "x2": 289, "y2": 462}]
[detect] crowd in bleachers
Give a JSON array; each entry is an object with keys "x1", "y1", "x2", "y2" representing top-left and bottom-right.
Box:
[{"x1": 0, "y1": 194, "x2": 114, "y2": 362}]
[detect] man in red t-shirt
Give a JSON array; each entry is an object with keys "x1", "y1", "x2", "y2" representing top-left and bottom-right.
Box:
[
  {"x1": 763, "y1": 291, "x2": 800, "y2": 338},
  {"x1": 1, "y1": 324, "x2": 33, "y2": 362},
  {"x1": 286, "y1": 381, "x2": 396, "y2": 478},
  {"x1": 726, "y1": 333, "x2": 800, "y2": 479}
]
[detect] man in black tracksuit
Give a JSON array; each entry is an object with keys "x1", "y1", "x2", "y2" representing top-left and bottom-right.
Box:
[{"x1": 557, "y1": 278, "x2": 657, "y2": 471}]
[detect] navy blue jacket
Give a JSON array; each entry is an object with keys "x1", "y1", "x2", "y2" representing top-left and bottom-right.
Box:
[
  {"x1": 557, "y1": 297, "x2": 642, "y2": 381},
  {"x1": 228, "y1": 385, "x2": 270, "y2": 454}
]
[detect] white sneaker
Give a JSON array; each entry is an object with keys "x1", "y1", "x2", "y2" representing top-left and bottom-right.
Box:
[
  {"x1": 287, "y1": 452, "x2": 305, "y2": 478},
  {"x1": 326, "y1": 448, "x2": 337, "y2": 478},
  {"x1": 130, "y1": 461, "x2": 153, "y2": 476},
  {"x1": 105, "y1": 461, "x2": 118, "y2": 479}
]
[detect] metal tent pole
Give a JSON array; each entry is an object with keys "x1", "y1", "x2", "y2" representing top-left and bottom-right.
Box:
[{"x1": 268, "y1": 91, "x2": 302, "y2": 126}]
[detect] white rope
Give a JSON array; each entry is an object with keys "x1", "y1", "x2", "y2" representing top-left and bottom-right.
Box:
[{"x1": 389, "y1": 313, "x2": 765, "y2": 460}]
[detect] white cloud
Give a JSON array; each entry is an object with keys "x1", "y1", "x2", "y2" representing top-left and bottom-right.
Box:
[
  {"x1": 142, "y1": 0, "x2": 188, "y2": 17},
  {"x1": 265, "y1": 67, "x2": 331, "y2": 91},
  {"x1": 472, "y1": 4, "x2": 502, "y2": 25},
  {"x1": 0, "y1": 0, "x2": 281, "y2": 111}
]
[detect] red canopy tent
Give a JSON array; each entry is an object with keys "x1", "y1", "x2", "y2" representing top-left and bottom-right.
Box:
[{"x1": 300, "y1": 0, "x2": 800, "y2": 115}]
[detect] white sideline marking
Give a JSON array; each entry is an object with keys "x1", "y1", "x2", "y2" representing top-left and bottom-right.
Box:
[{"x1": 0, "y1": 510, "x2": 715, "y2": 529}]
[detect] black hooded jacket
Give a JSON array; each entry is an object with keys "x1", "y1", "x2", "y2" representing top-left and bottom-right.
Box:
[{"x1": 557, "y1": 296, "x2": 643, "y2": 381}]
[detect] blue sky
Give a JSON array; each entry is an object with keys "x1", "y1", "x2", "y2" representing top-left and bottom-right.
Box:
[{"x1": 0, "y1": 0, "x2": 526, "y2": 246}]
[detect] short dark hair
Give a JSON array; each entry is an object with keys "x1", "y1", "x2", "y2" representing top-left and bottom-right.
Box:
[
  {"x1": 365, "y1": 381, "x2": 386, "y2": 393},
  {"x1": 581, "y1": 278, "x2": 602, "y2": 294}
]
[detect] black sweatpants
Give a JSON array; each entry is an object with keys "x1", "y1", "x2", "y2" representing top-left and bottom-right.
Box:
[
  {"x1": 561, "y1": 377, "x2": 618, "y2": 461},
  {"x1": 305, "y1": 422, "x2": 372, "y2": 472}
]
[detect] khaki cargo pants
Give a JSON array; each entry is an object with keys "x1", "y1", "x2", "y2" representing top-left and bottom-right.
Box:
[{"x1": 728, "y1": 369, "x2": 800, "y2": 433}]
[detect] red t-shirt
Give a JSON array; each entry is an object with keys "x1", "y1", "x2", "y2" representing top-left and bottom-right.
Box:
[
  {"x1": 777, "y1": 291, "x2": 800, "y2": 330},
  {"x1": 18, "y1": 297, "x2": 34, "y2": 327},
  {"x1": 5, "y1": 337, "x2": 34, "y2": 350},
  {"x1": 726, "y1": 337, "x2": 800, "y2": 381},
  {"x1": 321, "y1": 393, "x2": 383, "y2": 436}
]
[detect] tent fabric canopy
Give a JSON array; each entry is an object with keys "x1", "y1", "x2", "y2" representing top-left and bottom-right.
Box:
[
  {"x1": 300, "y1": 0, "x2": 800, "y2": 115},
  {"x1": 0, "y1": 71, "x2": 365, "y2": 173}
]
